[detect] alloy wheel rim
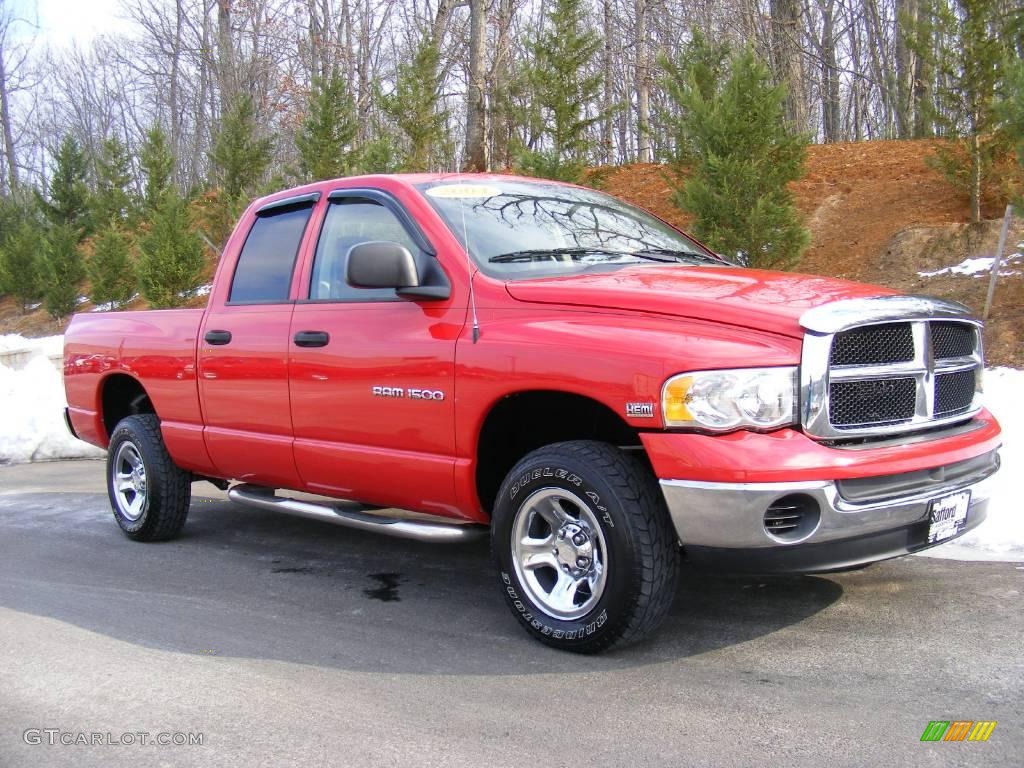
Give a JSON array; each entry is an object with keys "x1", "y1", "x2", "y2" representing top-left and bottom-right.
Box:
[
  {"x1": 112, "y1": 441, "x2": 148, "y2": 521},
  {"x1": 511, "y1": 487, "x2": 609, "y2": 621}
]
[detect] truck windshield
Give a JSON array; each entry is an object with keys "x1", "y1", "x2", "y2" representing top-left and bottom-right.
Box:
[{"x1": 416, "y1": 179, "x2": 726, "y2": 279}]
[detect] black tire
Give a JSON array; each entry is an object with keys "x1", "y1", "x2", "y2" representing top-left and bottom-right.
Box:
[
  {"x1": 491, "y1": 440, "x2": 679, "y2": 653},
  {"x1": 106, "y1": 414, "x2": 191, "y2": 541}
]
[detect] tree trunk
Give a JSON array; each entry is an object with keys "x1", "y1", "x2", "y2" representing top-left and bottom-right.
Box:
[
  {"x1": 188, "y1": 6, "x2": 213, "y2": 189},
  {"x1": 818, "y1": 0, "x2": 840, "y2": 142},
  {"x1": 769, "y1": 0, "x2": 806, "y2": 130},
  {"x1": 216, "y1": 0, "x2": 237, "y2": 108},
  {"x1": 0, "y1": 39, "x2": 17, "y2": 192},
  {"x1": 894, "y1": 0, "x2": 918, "y2": 138},
  {"x1": 168, "y1": 0, "x2": 184, "y2": 183},
  {"x1": 355, "y1": 0, "x2": 371, "y2": 143},
  {"x1": 464, "y1": 0, "x2": 487, "y2": 171},
  {"x1": 432, "y1": 0, "x2": 458, "y2": 46},
  {"x1": 490, "y1": 0, "x2": 515, "y2": 169},
  {"x1": 602, "y1": 0, "x2": 613, "y2": 164},
  {"x1": 969, "y1": 122, "x2": 982, "y2": 223},
  {"x1": 635, "y1": 0, "x2": 651, "y2": 163}
]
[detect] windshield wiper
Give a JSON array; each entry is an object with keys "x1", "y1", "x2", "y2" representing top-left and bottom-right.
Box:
[
  {"x1": 488, "y1": 247, "x2": 627, "y2": 263},
  {"x1": 633, "y1": 248, "x2": 724, "y2": 264},
  {"x1": 488, "y1": 246, "x2": 723, "y2": 265}
]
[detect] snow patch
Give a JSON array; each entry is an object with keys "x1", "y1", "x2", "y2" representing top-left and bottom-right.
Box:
[
  {"x1": 919, "y1": 249, "x2": 1023, "y2": 278},
  {"x1": 90, "y1": 293, "x2": 140, "y2": 312},
  {"x1": 177, "y1": 283, "x2": 212, "y2": 299}
]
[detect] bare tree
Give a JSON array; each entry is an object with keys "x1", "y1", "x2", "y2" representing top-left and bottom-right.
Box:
[
  {"x1": 464, "y1": 0, "x2": 487, "y2": 170},
  {"x1": 0, "y1": 0, "x2": 27, "y2": 192},
  {"x1": 770, "y1": 0, "x2": 808, "y2": 130},
  {"x1": 634, "y1": 0, "x2": 651, "y2": 162}
]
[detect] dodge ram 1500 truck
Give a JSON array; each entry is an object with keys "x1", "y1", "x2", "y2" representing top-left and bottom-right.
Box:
[{"x1": 63, "y1": 174, "x2": 1003, "y2": 653}]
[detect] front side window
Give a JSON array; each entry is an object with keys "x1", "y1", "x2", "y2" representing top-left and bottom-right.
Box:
[
  {"x1": 417, "y1": 179, "x2": 724, "y2": 280},
  {"x1": 229, "y1": 205, "x2": 314, "y2": 302},
  {"x1": 308, "y1": 199, "x2": 420, "y2": 301}
]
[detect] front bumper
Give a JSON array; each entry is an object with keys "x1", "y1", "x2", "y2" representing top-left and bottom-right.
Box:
[{"x1": 660, "y1": 452, "x2": 999, "y2": 573}]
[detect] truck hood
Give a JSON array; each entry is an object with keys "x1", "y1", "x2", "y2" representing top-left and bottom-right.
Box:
[{"x1": 503, "y1": 265, "x2": 894, "y2": 338}]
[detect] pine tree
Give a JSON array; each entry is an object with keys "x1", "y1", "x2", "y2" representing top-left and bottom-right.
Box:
[
  {"x1": 0, "y1": 218, "x2": 45, "y2": 312},
  {"x1": 43, "y1": 223, "x2": 85, "y2": 320},
  {"x1": 139, "y1": 126, "x2": 174, "y2": 213},
  {"x1": 379, "y1": 42, "x2": 449, "y2": 172},
  {"x1": 92, "y1": 136, "x2": 135, "y2": 226},
  {"x1": 910, "y1": 0, "x2": 1018, "y2": 221},
  {"x1": 136, "y1": 191, "x2": 204, "y2": 309},
  {"x1": 351, "y1": 133, "x2": 400, "y2": 174},
  {"x1": 210, "y1": 94, "x2": 273, "y2": 205},
  {"x1": 38, "y1": 135, "x2": 91, "y2": 236},
  {"x1": 296, "y1": 72, "x2": 358, "y2": 181},
  {"x1": 658, "y1": 30, "x2": 729, "y2": 165},
  {"x1": 663, "y1": 43, "x2": 809, "y2": 270},
  {"x1": 87, "y1": 224, "x2": 136, "y2": 308},
  {"x1": 516, "y1": 0, "x2": 605, "y2": 182}
]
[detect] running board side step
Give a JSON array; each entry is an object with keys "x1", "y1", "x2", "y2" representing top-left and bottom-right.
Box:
[{"x1": 227, "y1": 484, "x2": 486, "y2": 543}]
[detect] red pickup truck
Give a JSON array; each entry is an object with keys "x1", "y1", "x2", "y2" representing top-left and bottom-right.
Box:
[{"x1": 64, "y1": 174, "x2": 1002, "y2": 652}]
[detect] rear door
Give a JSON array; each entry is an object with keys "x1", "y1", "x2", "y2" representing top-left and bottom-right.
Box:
[
  {"x1": 198, "y1": 195, "x2": 318, "y2": 488},
  {"x1": 288, "y1": 189, "x2": 464, "y2": 516}
]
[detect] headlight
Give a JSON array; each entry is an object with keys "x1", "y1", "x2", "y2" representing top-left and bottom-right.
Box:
[{"x1": 662, "y1": 367, "x2": 798, "y2": 431}]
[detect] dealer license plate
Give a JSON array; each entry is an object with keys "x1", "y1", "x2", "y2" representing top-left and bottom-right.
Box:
[{"x1": 927, "y1": 490, "x2": 971, "y2": 544}]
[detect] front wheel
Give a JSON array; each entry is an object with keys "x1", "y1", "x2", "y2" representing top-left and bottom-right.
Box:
[
  {"x1": 491, "y1": 440, "x2": 680, "y2": 653},
  {"x1": 106, "y1": 414, "x2": 191, "y2": 541}
]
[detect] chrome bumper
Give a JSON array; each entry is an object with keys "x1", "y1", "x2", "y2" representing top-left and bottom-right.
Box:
[{"x1": 659, "y1": 462, "x2": 998, "y2": 571}]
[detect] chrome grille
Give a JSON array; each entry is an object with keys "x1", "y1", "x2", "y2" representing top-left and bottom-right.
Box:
[
  {"x1": 800, "y1": 297, "x2": 984, "y2": 440},
  {"x1": 934, "y1": 369, "x2": 977, "y2": 416},
  {"x1": 829, "y1": 377, "x2": 917, "y2": 427},
  {"x1": 932, "y1": 322, "x2": 976, "y2": 360},
  {"x1": 829, "y1": 323, "x2": 914, "y2": 366}
]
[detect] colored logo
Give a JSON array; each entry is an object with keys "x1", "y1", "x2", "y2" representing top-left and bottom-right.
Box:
[{"x1": 920, "y1": 721, "x2": 996, "y2": 742}]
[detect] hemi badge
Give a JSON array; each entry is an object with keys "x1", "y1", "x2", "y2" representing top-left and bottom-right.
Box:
[{"x1": 626, "y1": 402, "x2": 655, "y2": 418}]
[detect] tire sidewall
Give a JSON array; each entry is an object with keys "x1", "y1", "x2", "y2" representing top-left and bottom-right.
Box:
[
  {"x1": 492, "y1": 450, "x2": 642, "y2": 648},
  {"x1": 106, "y1": 419, "x2": 154, "y2": 535}
]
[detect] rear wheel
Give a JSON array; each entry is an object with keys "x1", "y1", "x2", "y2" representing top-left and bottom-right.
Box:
[
  {"x1": 492, "y1": 440, "x2": 679, "y2": 653},
  {"x1": 106, "y1": 414, "x2": 191, "y2": 541}
]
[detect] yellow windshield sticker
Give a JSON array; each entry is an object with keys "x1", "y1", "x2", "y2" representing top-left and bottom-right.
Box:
[{"x1": 425, "y1": 184, "x2": 501, "y2": 199}]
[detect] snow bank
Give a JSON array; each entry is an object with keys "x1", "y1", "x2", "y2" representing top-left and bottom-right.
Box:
[
  {"x1": 919, "y1": 367, "x2": 1023, "y2": 562},
  {"x1": 0, "y1": 333, "x2": 64, "y2": 357},
  {"x1": 0, "y1": 335, "x2": 103, "y2": 464}
]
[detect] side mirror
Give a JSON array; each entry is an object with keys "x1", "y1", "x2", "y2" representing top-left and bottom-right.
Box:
[{"x1": 346, "y1": 241, "x2": 420, "y2": 289}]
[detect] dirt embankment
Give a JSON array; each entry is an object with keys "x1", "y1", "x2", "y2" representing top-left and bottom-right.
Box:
[
  {"x1": 601, "y1": 139, "x2": 1022, "y2": 367},
  {"x1": 3, "y1": 139, "x2": 1021, "y2": 363}
]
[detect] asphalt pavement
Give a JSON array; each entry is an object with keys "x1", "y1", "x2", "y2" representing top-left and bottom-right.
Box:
[{"x1": 0, "y1": 459, "x2": 1021, "y2": 767}]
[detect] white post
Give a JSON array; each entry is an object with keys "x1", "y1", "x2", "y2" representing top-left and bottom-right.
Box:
[{"x1": 983, "y1": 204, "x2": 1014, "y2": 322}]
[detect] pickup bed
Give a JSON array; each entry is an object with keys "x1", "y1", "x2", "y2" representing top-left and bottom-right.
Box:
[{"x1": 64, "y1": 174, "x2": 1002, "y2": 652}]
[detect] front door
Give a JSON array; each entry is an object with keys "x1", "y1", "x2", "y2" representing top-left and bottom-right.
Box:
[{"x1": 288, "y1": 191, "x2": 464, "y2": 517}]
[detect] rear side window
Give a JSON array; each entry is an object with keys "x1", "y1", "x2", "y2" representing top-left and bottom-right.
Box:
[
  {"x1": 229, "y1": 205, "x2": 314, "y2": 303},
  {"x1": 309, "y1": 199, "x2": 420, "y2": 301}
]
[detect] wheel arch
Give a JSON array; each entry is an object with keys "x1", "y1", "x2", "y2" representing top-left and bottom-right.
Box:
[
  {"x1": 474, "y1": 389, "x2": 644, "y2": 514},
  {"x1": 100, "y1": 373, "x2": 157, "y2": 441}
]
